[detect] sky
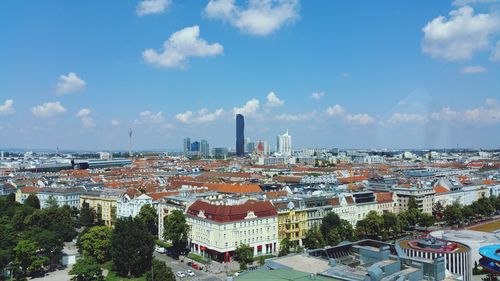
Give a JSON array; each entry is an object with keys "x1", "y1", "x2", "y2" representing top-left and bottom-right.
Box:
[{"x1": 1, "y1": 0, "x2": 500, "y2": 151}]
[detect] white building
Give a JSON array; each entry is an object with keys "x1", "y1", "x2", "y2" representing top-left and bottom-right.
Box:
[
  {"x1": 117, "y1": 193, "x2": 155, "y2": 218},
  {"x1": 276, "y1": 131, "x2": 292, "y2": 157},
  {"x1": 186, "y1": 199, "x2": 278, "y2": 262}
]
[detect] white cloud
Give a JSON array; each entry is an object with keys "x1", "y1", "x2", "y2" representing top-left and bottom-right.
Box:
[
  {"x1": 111, "y1": 119, "x2": 120, "y2": 126},
  {"x1": 485, "y1": 98, "x2": 498, "y2": 107},
  {"x1": 136, "y1": 110, "x2": 165, "y2": 124},
  {"x1": 76, "y1": 108, "x2": 95, "y2": 128},
  {"x1": 453, "y1": 0, "x2": 500, "y2": 6},
  {"x1": 204, "y1": 0, "x2": 300, "y2": 36},
  {"x1": 422, "y1": 6, "x2": 500, "y2": 60},
  {"x1": 491, "y1": 40, "x2": 500, "y2": 61},
  {"x1": 326, "y1": 104, "x2": 345, "y2": 116},
  {"x1": 175, "y1": 108, "x2": 224, "y2": 123},
  {"x1": 136, "y1": 0, "x2": 171, "y2": 16},
  {"x1": 233, "y1": 99, "x2": 260, "y2": 117},
  {"x1": 310, "y1": 92, "x2": 324, "y2": 100},
  {"x1": 143, "y1": 25, "x2": 224, "y2": 68},
  {"x1": 31, "y1": 102, "x2": 67, "y2": 118},
  {"x1": 341, "y1": 72, "x2": 351, "y2": 79},
  {"x1": 461, "y1": 65, "x2": 487, "y2": 73},
  {"x1": 275, "y1": 112, "x2": 314, "y2": 121},
  {"x1": 345, "y1": 114, "x2": 376, "y2": 125},
  {"x1": 266, "y1": 92, "x2": 284, "y2": 107},
  {"x1": 430, "y1": 107, "x2": 460, "y2": 121},
  {"x1": 55, "y1": 72, "x2": 86, "y2": 95},
  {"x1": 388, "y1": 113, "x2": 426, "y2": 123},
  {"x1": 0, "y1": 99, "x2": 15, "y2": 116}
]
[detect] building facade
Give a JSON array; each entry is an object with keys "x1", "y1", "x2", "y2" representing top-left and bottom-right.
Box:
[
  {"x1": 276, "y1": 131, "x2": 292, "y2": 157},
  {"x1": 236, "y1": 114, "x2": 245, "y2": 157}
]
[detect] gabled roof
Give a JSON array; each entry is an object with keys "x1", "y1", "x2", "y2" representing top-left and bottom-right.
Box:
[{"x1": 187, "y1": 199, "x2": 277, "y2": 223}]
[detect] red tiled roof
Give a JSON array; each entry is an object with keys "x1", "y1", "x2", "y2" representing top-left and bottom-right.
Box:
[
  {"x1": 375, "y1": 192, "x2": 393, "y2": 203},
  {"x1": 434, "y1": 185, "x2": 449, "y2": 193},
  {"x1": 187, "y1": 199, "x2": 277, "y2": 223}
]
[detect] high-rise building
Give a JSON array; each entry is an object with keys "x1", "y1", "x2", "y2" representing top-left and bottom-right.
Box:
[
  {"x1": 236, "y1": 114, "x2": 245, "y2": 157},
  {"x1": 183, "y1": 137, "x2": 191, "y2": 152},
  {"x1": 191, "y1": 141, "x2": 200, "y2": 152},
  {"x1": 200, "y1": 139, "x2": 210, "y2": 157},
  {"x1": 277, "y1": 131, "x2": 292, "y2": 157}
]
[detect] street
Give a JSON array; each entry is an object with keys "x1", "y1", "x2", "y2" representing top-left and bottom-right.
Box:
[{"x1": 153, "y1": 253, "x2": 224, "y2": 281}]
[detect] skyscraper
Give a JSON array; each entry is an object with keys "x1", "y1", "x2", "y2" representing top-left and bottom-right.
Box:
[
  {"x1": 190, "y1": 141, "x2": 200, "y2": 152},
  {"x1": 236, "y1": 114, "x2": 245, "y2": 157},
  {"x1": 200, "y1": 139, "x2": 210, "y2": 157},
  {"x1": 183, "y1": 137, "x2": 191, "y2": 152},
  {"x1": 277, "y1": 131, "x2": 292, "y2": 157}
]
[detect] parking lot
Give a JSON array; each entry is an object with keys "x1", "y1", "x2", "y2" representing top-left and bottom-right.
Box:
[{"x1": 153, "y1": 252, "x2": 223, "y2": 281}]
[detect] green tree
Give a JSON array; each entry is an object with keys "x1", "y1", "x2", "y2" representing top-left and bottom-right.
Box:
[
  {"x1": 111, "y1": 217, "x2": 154, "y2": 277},
  {"x1": 336, "y1": 219, "x2": 354, "y2": 242},
  {"x1": 443, "y1": 204, "x2": 463, "y2": 226},
  {"x1": 418, "y1": 213, "x2": 435, "y2": 227},
  {"x1": 24, "y1": 194, "x2": 40, "y2": 209},
  {"x1": 30, "y1": 229, "x2": 63, "y2": 269},
  {"x1": 78, "y1": 226, "x2": 112, "y2": 263},
  {"x1": 461, "y1": 205, "x2": 475, "y2": 222},
  {"x1": 279, "y1": 238, "x2": 290, "y2": 256},
  {"x1": 137, "y1": 204, "x2": 158, "y2": 237},
  {"x1": 258, "y1": 256, "x2": 266, "y2": 266},
  {"x1": 408, "y1": 197, "x2": 419, "y2": 211},
  {"x1": 474, "y1": 197, "x2": 495, "y2": 218},
  {"x1": 303, "y1": 225, "x2": 325, "y2": 249},
  {"x1": 145, "y1": 259, "x2": 175, "y2": 281},
  {"x1": 320, "y1": 212, "x2": 341, "y2": 239},
  {"x1": 482, "y1": 273, "x2": 499, "y2": 281},
  {"x1": 46, "y1": 196, "x2": 58, "y2": 209},
  {"x1": 163, "y1": 210, "x2": 189, "y2": 254},
  {"x1": 14, "y1": 239, "x2": 48, "y2": 277},
  {"x1": 25, "y1": 206, "x2": 77, "y2": 242},
  {"x1": 234, "y1": 244, "x2": 253, "y2": 270},
  {"x1": 69, "y1": 257, "x2": 104, "y2": 281},
  {"x1": 383, "y1": 212, "x2": 399, "y2": 239},
  {"x1": 79, "y1": 201, "x2": 96, "y2": 228},
  {"x1": 326, "y1": 229, "x2": 341, "y2": 246},
  {"x1": 363, "y1": 211, "x2": 383, "y2": 238},
  {"x1": 432, "y1": 201, "x2": 445, "y2": 220}
]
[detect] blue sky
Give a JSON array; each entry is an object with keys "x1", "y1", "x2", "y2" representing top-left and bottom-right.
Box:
[{"x1": 1, "y1": 0, "x2": 499, "y2": 151}]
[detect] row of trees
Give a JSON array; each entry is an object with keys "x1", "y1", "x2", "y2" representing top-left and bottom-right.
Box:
[
  {"x1": 433, "y1": 196, "x2": 500, "y2": 226},
  {"x1": 0, "y1": 194, "x2": 78, "y2": 280}
]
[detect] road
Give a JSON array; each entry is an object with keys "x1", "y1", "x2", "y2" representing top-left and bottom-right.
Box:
[{"x1": 153, "y1": 252, "x2": 224, "y2": 281}]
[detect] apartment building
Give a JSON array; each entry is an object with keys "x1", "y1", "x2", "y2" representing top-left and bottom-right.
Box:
[{"x1": 80, "y1": 189, "x2": 123, "y2": 227}]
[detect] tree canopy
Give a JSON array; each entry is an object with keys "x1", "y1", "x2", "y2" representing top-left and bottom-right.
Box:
[
  {"x1": 163, "y1": 210, "x2": 189, "y2": 254},
  {"x1": 78, "y1": 226, "x2": 112, "y2": 263},
  {"x1": 234, "y1": 244, "x2": 254, "y2": 270}
]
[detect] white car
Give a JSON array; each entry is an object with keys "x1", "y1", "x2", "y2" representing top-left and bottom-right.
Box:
[
  {"x1": 186, "y1": 270, "x2": 195, "y2": 277},
  {"x1": 155, "y1": 246, "x2": 166, "y2": 253},
  {"x1": 176, "y1": 271, "x2": 186, "y2": 278}
]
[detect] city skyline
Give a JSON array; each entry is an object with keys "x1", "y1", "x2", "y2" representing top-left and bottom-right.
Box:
[{"x1": 1, "y1": 1, "x2": 500, "y2": 150}]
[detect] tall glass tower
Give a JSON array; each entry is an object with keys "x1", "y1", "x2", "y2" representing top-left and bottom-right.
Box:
[{"x1": 236, "y1": 114, "x2": 245, "y2": 157}]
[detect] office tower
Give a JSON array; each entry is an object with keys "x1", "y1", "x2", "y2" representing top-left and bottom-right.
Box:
[
  {"x1": 200, "y1": 139, "x2": 210, "y2": 157},
  {"x1": 236, "y1": 114, "x2": 245, "y2": 157},
  {"x1": 183, "y1": 137, "x2": 191, "y2": 152},
  {"x1": 246, "y1": 141, "x2": 255, "y2": 154},
  {"x1": 277, "y1": 131, "x2": 292, "y2": 157},
  {"x1": 191, "y1": 141, "x2": 200, "y2": 152}
]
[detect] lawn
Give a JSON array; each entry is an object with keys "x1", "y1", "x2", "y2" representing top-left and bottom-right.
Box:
[
  {"x1": 188, "y1": 253, "x2": 209, "y2": 264},
  {"x1": 101, "y1": 261, "x2": 146, "y2": 281},
  {"x1": 468, "y1": 219, "x2": 500, "y2": 232}
]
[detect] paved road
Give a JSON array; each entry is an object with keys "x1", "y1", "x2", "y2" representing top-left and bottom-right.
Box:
[{"x1": 153, "y1": 253, "x2": 223, "y2": 281}]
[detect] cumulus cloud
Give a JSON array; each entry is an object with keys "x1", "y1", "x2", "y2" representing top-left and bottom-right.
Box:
[
  {"x1": 326, "y1": 104, "x2": 345, "y2": 116},
  {"x1": 345, "y1": 114, "x2": 376, "y2": 125},
  {"x1": 430, "y1": 107, "x2": 460, "y2": 121},
  {"x1": 136, "y1": 110, "x2": 165, "y2": 124},
  {"x1": 175, "y1": 108, "x2": 224, "y2": 123},
  {"x1": 76, "y1": 108, "x2": 95, "y2": 128},
  {"x1": 55, "y1": 72, "x2": 86, "y2": 95},
  {"x1": 111, "y1": 119, "x2": 120, "y2": 126},
  {"x1": 388, "y1": 113, "x2": 426, "y2": 123},
  {"x1": 310, "y1": 92, "x2": 324, "y2": 100},
  {"x1": 453, "y1": 0, "x2": 500, "y2": 6},
  {"x1": 0, "y1": 99, "x2": 15, "y2": 116},
  {"x1": 266, "y1": 92, "x2": 284, "y2": 107},
  {"x1": 422, "y1": 6, "x2": 500, "y2": 60},
  {"x1": 204, "y1": 0, "x2": 300, "y2": 36},
  {"x1": 275, "y1": 112, "x2": 315, "y2": 121},
  {"x1": 143, "y1": 25, "x2": 223, "y2": 68},
  {"x1": 461, "y1": 65, "x2": 487, "y2": 73},
  {"x1": 136, "y1": 0, "x2": 171, "y2": 16},
  {"x1": 491, "y1": 41, "x2": 500, "y2": 61},
  {"x1": 233, "y1": 99, "x2": 260, "y2": 117},
  {"x1": 31, "y1": 102, "x2": 67, "y2": 118},
  {"x1": 485, "y1": 98, "x2": 499, "y2": 107}
]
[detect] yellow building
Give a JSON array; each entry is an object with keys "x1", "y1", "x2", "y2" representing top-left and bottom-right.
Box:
[
  {"x1": 277, "y1": 207, "x2": 308, "y2": 245},
  {"x1": 80, "y1": 189, "x2": 122, "y2": 227}
]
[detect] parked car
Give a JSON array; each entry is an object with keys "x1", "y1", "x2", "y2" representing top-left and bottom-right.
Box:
[
  {"x1": 190, "y1": 263, "x2": 200, "y2": 270},
  {"x1": 176, "y1": 271, "x2": 186, "y2": 278},
  {"x1": 186, "y1": 269, "x2": 195, "y2": 277},
  {"x1": 155, "y1": 246, "x2": 165, "y2": 253}
]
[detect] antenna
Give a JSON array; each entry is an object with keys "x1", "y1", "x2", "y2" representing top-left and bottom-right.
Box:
[{"x1": 128, "y1": 128, "x2": 133, "y2": 157}]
